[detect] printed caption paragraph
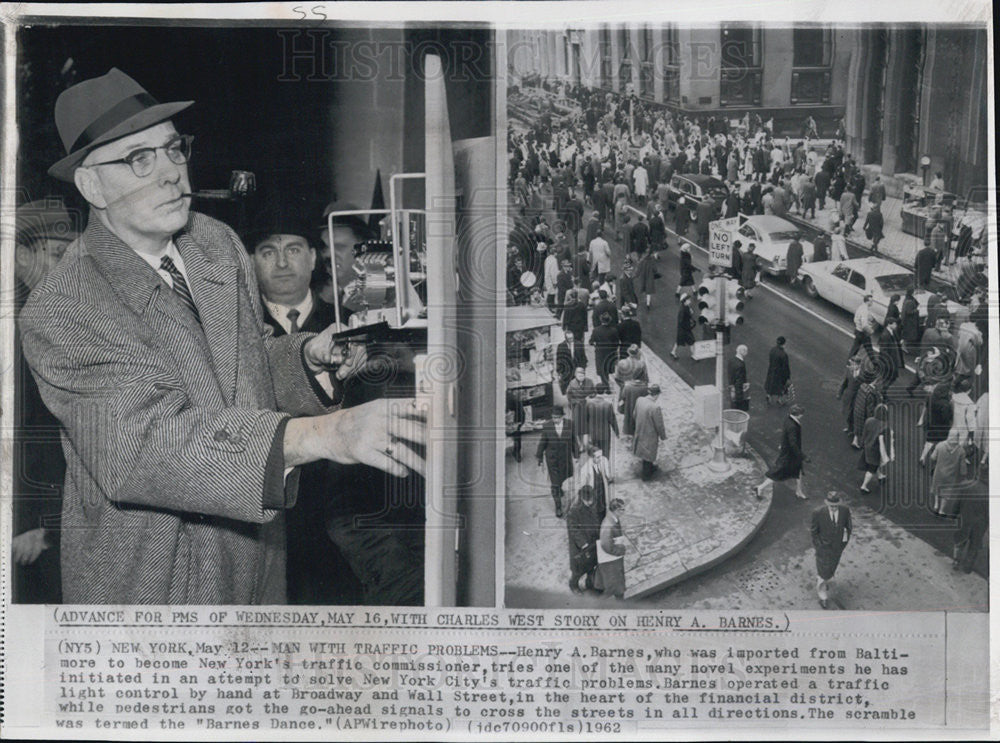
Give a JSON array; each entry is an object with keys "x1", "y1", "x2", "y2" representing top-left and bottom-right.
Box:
[{"x1": 41, "y1": 608, "x2": 960, "y2": 735}]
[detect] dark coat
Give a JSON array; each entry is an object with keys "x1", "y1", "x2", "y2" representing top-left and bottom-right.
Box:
[
  {"x1": 679, "y1": 251, "x2": 699, "y2": 287},
  {"x1": 901, "y1": 296, "x2": 921, "y2": 344},
  {"x1": 728, "y1": 355, "x2": 749, "y2": 404},
  {"x1": 620, "y1": 380, "x2": 648, "y2": 436},
  {"x1": 879, "y1": 328, "x2": 905, "y2": 382},
  {"x1": 590, "y1": 324, "x2": 621, "y2": 380},
  {"x1": 556, "y1": 341, "x2": 584, "y2": 391},
  {"x1": 566, "y1": 378, "x2": 597, "y2": 442},
  {"x1": 676, "y1": 303, "x2": 696, "y2": 347},
  {"x1": 915, "y1": 246, "x2": 936, "y2": 288},
  {"x1": 810, "y1": 505, "x2": 851, "y2": 580},
  {"x1": 814, "y1": 170, "x2": 831, "y2": 199},
  {"x1": 629, "y1": 220, "x2": 650, "y2": 254},
  {"x1": 764, "y1": 345, "x2": 791, "y2": 396},
  {"x1": 648, "y1": 213, "x2": 666, "y2": 248},
  {"x1": 636, "y1": 252, "x2": 658, "y2": 294},
  {"x1": 617, "y1": 274, "x2": 638, "y2": 307},
  {"x1": 585, "y1": 396, "x2": 620, "y2": 455},
  {"x1": 800, "y1": 180, "x2": 817, "y2": 209},
  {"x1": 853, "y1": 383, "x2": 878, "y2": 442},
  {"x1": 566, "y1": 499, "x2": 601, "y2": 575},
  {"x1": 864, "y1": 209, "x2": 884, "y2": 241},
  {"x1": 617, "y1": 318, "x2": 643, "y2": 356},
  {"x1": 812, "y1": 233, "x2": 830, "y2": 263},
  {"x1": 536, "y1": 419, "x2": 578, "y2": 486},
  {"x1": 740, "y1": 251, "x2": 760, "y2": 290},
  {"x1": 786, "y1": 239, "x2": 804, "y2": 280},
  {"x1": 562, "y1": 301, "x2": 588, "y2": 337},
  {"x1": 592, "y1": 298, "x2": 619, "y2": 328},
  {"x1": 766, "y1": 416, "x2": 805, "y2": 481}
]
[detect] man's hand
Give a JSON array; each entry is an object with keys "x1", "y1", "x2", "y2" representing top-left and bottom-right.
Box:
[
  {"x1": 303, "y1": 323, "x2": 368, "y2": 381},
  {"x1": 285, "y1": 398, "x2": 427, "y2": 479},
  {"x1": 12, "y1": 528, "x2": 48, "y2": 565}
]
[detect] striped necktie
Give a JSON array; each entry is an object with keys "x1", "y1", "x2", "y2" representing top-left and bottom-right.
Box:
[
  {"x1": 287, "y1": 308, "x2": 300, "y2": 333},
  {"x1": 160, "y1": 255, "x2": 200, "y2": 322}
]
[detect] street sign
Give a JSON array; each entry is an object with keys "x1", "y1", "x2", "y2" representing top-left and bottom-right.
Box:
[
  {"x1": 708, "y1": 216, "x2": 740, "y2": 267},
  {"x1": 692, "y1": 340, "x2": 715, "y2": 360}
]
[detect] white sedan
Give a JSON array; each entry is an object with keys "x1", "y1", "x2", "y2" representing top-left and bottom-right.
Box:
[
  {"x1": 729, "y1": 215, "x2": 814, "y2": 275},
  {"x1": 797, "y1": 257, "x2": 967, "y2": 326}
]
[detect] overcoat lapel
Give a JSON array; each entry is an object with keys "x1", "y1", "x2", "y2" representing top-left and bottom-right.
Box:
[{"x1": 176, "y1": 231, "x2": 240, "y2": 403}]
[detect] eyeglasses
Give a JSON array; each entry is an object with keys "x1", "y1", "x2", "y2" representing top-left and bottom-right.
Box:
[{"x1": 88, "y1": 134, "x2": 194, "y2": 178}]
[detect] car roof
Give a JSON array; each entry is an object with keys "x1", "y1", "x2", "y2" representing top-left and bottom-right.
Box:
[
  {"x1": 742, "y1": 215, "x2": 799, "y2": 231},
  {"x1": 678, "y1": 174, "x2": 725, "y2": 187},
  {"x1": 835, "y1": 257, "x2": 912, "y2": 277}
]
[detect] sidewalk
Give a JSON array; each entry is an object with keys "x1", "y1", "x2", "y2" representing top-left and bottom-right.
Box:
[
  {"x1": 505, "y1": 340, "x2": 774, "y2": 603},
  {"x1": 503, "y1": 339, "x2": 989, "y2": 610}
]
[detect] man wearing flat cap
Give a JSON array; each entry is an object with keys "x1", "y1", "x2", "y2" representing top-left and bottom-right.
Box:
[
  {"x1": 20, "y1": 68, "x2": 425, "y2": 604},
  {"x1": 809, "y1": 492, "x2": 852, "y2": 609}
]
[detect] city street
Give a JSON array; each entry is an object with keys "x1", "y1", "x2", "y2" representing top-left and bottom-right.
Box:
[
  {"x1": 618, "y1": 213, "x2": 989, "y2": 586},
  {"x1": 506, "y1": 144, "x2": 987, "y2": 609}
]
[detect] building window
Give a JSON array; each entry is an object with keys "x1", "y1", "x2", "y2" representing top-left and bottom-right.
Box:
[
  {"x1": 662, "y1": 24, "x2": 680, "y2": 104},
  {"x1": 791, "y1": 28, "x2": 833, "y2": 104},
  {"x1": 720, "y1": 24, "x2": 762, "y2": 107},
  {"x1": 793, "y1": 27, "x2": 832, "y2": 67},
  {"x1": 599, "y1": 27, "x2": 613, "y2": 89}
]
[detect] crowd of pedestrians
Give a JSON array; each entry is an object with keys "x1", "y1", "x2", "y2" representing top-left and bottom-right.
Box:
[{"x1": 507, "y1": 81, "x2": 989, "y2": 601}]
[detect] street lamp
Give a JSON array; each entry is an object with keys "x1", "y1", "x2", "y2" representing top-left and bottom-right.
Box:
[{"x1": 920, "y1": 155, "x2": 931, "y2": 186}]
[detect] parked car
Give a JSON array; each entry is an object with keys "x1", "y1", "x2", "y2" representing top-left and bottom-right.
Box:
[
  {"x1": 797, "y1": 257, "x2": 968, "y2": 326},
  {"x1": 727, "y1": 215, "x2": 815, "y2": 275},
  {"x1": 665, "y1": 174, "x2": 729, "y2": 219}
]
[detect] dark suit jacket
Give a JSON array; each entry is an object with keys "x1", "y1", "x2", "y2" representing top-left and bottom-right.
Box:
[
  {"x1": 563, "y1": 301, "x2": 588, "y2": 337},
  {"x1": 537, "y1": 419, "x2": 578, "y2": 485},
  {"x1": 810, "y1": 505, "x2": 852, "y2": 556},
  {"x1": 21, "y1": 213, "x2": 330, "y2": 604},
  {"x1": 728, "y1": 355, "x2": 749, "y2": 402},
  {"x1": 878, "y1": 328, "x2": 905, "y2": 380}
]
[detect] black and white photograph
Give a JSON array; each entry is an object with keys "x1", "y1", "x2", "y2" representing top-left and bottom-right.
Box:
[
  {"x1": 1, "y1": 2, "x2": 996, "y2": 741},
  {"x1": 503, "y1": 23, "x2": 991, "y2": 611},
  {"x1": 8, "y1": 18, "x2": 498, "y2": 607}
]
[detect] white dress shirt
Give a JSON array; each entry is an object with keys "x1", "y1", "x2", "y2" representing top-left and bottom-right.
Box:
[
  {"x1": 137, "y1": 240, "x2": 188, "y2": 289},
  {"x1": 263, "y1": 293, "x2": 314, "y2": 335}
]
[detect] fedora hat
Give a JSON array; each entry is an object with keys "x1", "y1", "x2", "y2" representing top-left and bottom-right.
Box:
[{"x1": 49, "y1": 68, "x2": 193, "y2": 182}]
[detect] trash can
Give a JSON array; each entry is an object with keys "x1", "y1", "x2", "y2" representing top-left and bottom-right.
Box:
[{"x1": 722, "y1": 409, "x2": 750, "y2": 456}]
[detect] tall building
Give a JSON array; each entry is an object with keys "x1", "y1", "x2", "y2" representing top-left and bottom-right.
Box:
[
  {"x1": 843, "y1": 26, "x2": 989, "y2": 197},
  {"x1": 507, "y1": 24, "x2": 988, "y2": 194},
  {"x1": 507, "y1": 25, "x2": 855, "y2": 135}
]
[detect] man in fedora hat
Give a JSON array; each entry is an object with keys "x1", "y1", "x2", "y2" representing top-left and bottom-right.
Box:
[
  {"x1": 20, "y1": 68, "x2": 425, "y2": 604},
  {"x1": 810, "y1": 491, "x2": 852, "y2": 609}
]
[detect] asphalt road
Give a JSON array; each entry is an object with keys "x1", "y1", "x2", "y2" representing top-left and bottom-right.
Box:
[{"x1": 601, "y1": 207, "x2": 988, "y2": 590}]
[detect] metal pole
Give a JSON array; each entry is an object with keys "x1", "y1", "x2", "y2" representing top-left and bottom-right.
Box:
[{"x1": 709, "y1": 273, "x2": 730, "y2": 472}]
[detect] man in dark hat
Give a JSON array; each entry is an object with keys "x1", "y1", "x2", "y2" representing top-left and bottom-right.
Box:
[
  {"x1": 809, "y1": 491, "x2": 852, "y2": 609},
  {"x1": 21, "y1": 69, "x2": 425, "y2": 604},
  {"x1": 537, "y1": 405, "x2": 578, "y2": 518},
  {"x1": 11, "y1": 198, "x2": 81, "y2": 603}
]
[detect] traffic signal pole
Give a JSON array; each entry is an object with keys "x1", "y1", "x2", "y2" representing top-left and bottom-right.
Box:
[{"x1": 708, "y1": 272, "x2": 730, "y2": 473}]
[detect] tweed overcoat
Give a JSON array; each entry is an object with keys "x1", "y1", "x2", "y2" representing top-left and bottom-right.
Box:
[{"x1": 20, "y1": 212, "x2": 331, "y2": 604}]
